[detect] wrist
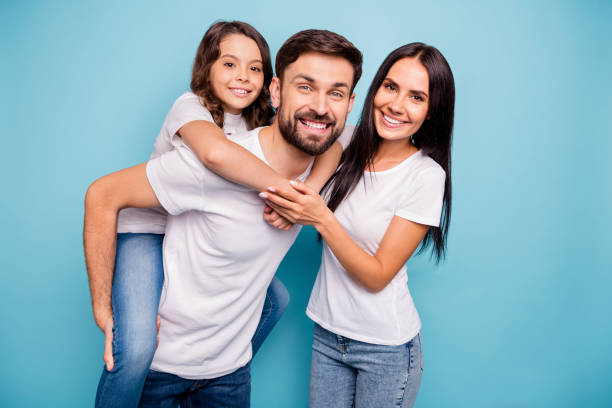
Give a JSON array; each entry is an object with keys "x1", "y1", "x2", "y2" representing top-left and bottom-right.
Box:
[
  {"x1": 94, "y1": 308, "x2": 112, "y2": 331},
  {"x1": 314, "y1": 208, "x2": 335, "y2": 235}
]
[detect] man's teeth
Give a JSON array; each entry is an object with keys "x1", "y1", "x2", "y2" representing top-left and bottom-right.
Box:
[
  {"x1": 303, "y1": 120, "x2": 327, "y2": 129},
  {"x1": 383, "y1": 113, "x2": 405, "y2": 125}
]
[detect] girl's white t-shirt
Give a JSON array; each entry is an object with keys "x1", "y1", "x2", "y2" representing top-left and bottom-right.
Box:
[
  {"x1": 306, "y1": 150, "x2": 446, "y2": 345},
  {"x1": 117, "y1": 92, "x2": 248, "y2": 233}
]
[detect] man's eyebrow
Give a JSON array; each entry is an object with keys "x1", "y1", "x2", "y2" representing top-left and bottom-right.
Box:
[
  {"x1": 292, "y1": 74, "x2": 349, "y2": 90},
  {"x1": 292, "y1": 74, "x2": 315, "y2": 83}
]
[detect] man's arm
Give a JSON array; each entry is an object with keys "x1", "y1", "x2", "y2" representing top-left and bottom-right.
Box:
[{"x1": 83, "y1": 163, "x2": 160, "y2": 331}]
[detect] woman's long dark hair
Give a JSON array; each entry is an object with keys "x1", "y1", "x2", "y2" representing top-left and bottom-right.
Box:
[
  {"x1": 190, "y1": 21, "x2": 275, "y2": 129},
  {"x1": 326, "y1": 43, "x2": 455, "y2": 261}
]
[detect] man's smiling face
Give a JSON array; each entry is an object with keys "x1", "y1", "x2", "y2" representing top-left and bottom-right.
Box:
[{"x1": 271, "y1": 52, "x2": 355, "y2": 155}]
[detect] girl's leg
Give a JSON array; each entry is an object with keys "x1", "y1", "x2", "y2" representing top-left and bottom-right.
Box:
[
  {"x1": 309, "y1": 324, "x2": 356, "y2": 408},
  {"x1": 353, "y1": 333, "x2": 423, "y2": 408},
  {"x1": 250, "y1": 276, "x2": 290, "y2": 356},
  {"x1": 95, "y1": 233, "x2": 165, "y2": 408}
]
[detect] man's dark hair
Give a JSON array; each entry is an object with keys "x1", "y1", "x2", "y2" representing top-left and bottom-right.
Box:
[{"x1": 275, "y1": 29, "x2": 362, "y2": 92}]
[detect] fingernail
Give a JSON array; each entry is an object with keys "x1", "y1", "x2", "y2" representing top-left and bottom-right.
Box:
[
  {"x1": 289, "y1": 180, "x2": 298, "y2": 186},
  {"x1": 267, "y1": 187, "x2": 276, "y2": 192},
  {"x1": 259, "y1": 192, "x2": 268, "y2": 199}
]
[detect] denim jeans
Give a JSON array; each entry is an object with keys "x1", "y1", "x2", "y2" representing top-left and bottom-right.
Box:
[
  {"x1": 139, "y1": 362, "x2": 250, "y2": 408},
  {"x1": 95, "y1": 233, "x2": 290, "y2": 408},
  {"x1": 310, "y1": 323, "x2": 423, "y2": 408}
]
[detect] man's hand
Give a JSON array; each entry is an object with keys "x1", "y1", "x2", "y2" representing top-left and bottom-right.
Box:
[{"x1": 102, "y1": 316, "x2": 114, "y2": 371}]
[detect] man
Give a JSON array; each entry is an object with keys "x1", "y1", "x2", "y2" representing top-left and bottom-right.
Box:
[{"x1": 84, "y1": 29, "x2": 362, "y2": 407}]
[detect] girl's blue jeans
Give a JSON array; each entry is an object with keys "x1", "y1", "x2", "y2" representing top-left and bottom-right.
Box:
[
  {"x1": 94, "y1": 233, "x2": 290, "y2": 408},
  {"x1": 309, "y1": 323, "x2": 423, "y2": 408}
]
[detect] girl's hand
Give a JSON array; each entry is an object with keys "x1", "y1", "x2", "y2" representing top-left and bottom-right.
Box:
[
  {"x1": 259, "y1": 180, "x2": 331, "y2": 227},
  {"x1": 263, "y1": 206, "x2": 294, "y2": 231}
]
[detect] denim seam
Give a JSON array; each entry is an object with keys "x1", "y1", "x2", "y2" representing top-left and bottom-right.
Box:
[{"x1": 252, "y1": 292, "x2": 273, "y2": 345}]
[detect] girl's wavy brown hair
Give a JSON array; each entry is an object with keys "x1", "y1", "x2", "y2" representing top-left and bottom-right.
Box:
[{"x1": 190, "y1": 21, "x2": 274, "y2": 129}]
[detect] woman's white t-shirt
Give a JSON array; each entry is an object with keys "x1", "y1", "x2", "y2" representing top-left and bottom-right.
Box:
[
  {"x1": 306, "y1": 150, "x2": 446, "y2": 345},
  {"x1": 117, "y1": 92, "x2": 248, "y2": 233}
]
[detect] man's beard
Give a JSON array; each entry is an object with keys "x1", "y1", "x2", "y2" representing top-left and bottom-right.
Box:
[{"x1": 277, "y1": 106, "x2": 344, "y2": 156}]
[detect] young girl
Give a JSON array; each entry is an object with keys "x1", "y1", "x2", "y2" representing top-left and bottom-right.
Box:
[
  {"x1": 262, "y1": 42, "x2": 455, "y2": 407},
  {"x1": 93, "y1": 21, "x2": 341, "y2": 408}
]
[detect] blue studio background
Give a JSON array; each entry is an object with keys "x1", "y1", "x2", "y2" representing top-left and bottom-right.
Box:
[{"x1": 1, "y1": 1, "x2": 611, "y2": 406}]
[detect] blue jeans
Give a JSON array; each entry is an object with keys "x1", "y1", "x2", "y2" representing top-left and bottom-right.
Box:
[
  {"x1": 310, "y1": 323, "x2": 423, "y2": 408},
  {"x1": 139, "y1": 363, "x2": 250, "y2": 408},
  {"x1": 95, "y1": 233, "x2": 290, "y2": 408}
]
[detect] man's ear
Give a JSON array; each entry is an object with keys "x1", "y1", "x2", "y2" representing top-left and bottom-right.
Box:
[
  {"x1": 270, "y1": 77, "x2": 281, "y2": 109},
  {"x1": 347, "y1": 93, "x2": 356, "y2": 115}
]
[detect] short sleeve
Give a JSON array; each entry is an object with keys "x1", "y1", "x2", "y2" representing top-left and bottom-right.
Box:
[
  {"x1": 146, "y1": 146, "x2": 206, "y2": 215},
  {"x1": 337, "y1": 124, "x2": 355, "y2": 150},
  {"x1": 166, "y1": 94, "x2": 215, "y2": 147},
  {"x1": 395, "y1": 166, "x2": 446, "y2": 227}
]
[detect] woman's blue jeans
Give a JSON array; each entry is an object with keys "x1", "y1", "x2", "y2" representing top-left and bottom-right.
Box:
[
  {"x1": 94, "y1": 233, "x2": 290, "y2": 408},
  {"x1": 309, "y1": 323, "x2": 423, "y2": 408}
]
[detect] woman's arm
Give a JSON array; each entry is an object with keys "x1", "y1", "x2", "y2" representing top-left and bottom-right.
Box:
[
  {"x1": 261, "y1": 181, "x2": 429, "y2": 292},
  {"x1": 179, "y1": 120, "x2": 293, "y2": 192},
  {"x1": 304, "y1": 141, "x2": 342, "y2": 192}
]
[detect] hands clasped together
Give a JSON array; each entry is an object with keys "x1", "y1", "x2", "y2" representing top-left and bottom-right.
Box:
[{"x1": 260, "y1": 180, "x2": 331, "y2": 231}]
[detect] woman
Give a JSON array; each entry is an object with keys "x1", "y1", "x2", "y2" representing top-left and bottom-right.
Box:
[{"x1": 261, "y1": 42, "x2": 454, "y2": 407}]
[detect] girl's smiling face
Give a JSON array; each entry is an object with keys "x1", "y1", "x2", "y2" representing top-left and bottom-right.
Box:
[
  {"x1": 373, "y1": 57, "x2": 429, "y2": 142},
  {"x1": 209, "y1": 34, "x2": 265, "y2": 114}
]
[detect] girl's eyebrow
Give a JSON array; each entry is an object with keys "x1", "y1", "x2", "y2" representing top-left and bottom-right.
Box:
[
  {"x1": 384, "y1": 77, "x2": 429, "y2": 98},
  {"x1": 220, "y1": 54, "x2": 263, "y2": 64}
]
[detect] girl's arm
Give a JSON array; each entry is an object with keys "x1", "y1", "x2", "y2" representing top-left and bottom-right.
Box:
[
  {"x1": 179, "y1": 120, "x2": 294, "y2": 192},
  {"x1": 304, "y1": 141, "x2": 342, "y2": 192},
  {"x1": 261, "y1": 181, "x2": 429, "y2": 292}
]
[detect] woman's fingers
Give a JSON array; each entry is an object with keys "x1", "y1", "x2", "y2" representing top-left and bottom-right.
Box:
[{"x1": 259, "y1": 191, "x2": 296, "y2": 211}]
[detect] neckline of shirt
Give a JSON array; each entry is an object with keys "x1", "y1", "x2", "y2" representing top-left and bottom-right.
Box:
[{"x1": 365, "y1": 149, "x2": 423, "y2": 175}]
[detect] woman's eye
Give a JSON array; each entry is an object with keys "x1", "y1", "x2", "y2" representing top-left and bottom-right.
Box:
[
  {"x1": 384, "y1": 83, "x2": 397, "y2": 92},
  {"x1": 410, "y1": 95, "x2": 424, "y2": 102}
]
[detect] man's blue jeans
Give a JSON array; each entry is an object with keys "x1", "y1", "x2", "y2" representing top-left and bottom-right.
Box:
[
  {"x1": 95, "y1": 233, "x2": 290, "y2": 408},
  {"x1": 139, "y1": 363, "x2": 251, "y2": 408},
  {"x1": 309, "y1": 323, "x2": 423, "y2": 408}
]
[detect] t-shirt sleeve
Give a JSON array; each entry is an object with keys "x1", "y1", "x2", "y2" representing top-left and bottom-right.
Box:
[
  {"x1": 395, "y1": 166, "x2": 446, "y2": 227},
  {"x1": 146, "y1": 146, "x2": 207, "y2": 215},
  {"x1": 166, "y1": 94, "x2": 215, "y2": 147}
]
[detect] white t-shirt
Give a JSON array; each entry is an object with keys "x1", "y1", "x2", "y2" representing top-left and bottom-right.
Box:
[
  {"x1": 306, "y1": 150, "x2": 445, "y2": 345},
  {"x1": 146, "y1": 128, "x2": 312, "y2": 379},
  {"x1": 117, "y1": 92, "x2": 248, "y2": 233}
]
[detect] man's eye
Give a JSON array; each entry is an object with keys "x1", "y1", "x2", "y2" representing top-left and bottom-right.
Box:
[
  {"x1": 330, "y1": 91, "x2": 343, "y2": 98},
  {"x1": 299, "y1": 85, "x2": 311, "y2": 91}
]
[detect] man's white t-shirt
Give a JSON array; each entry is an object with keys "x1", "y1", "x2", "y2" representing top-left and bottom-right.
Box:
[
  {"x1": 146, "y1": 127, "x2": 312, "y2": 379},
  {"x1": 117, "y1": 92, "x2": 248, "y2": 233},
  {"x1": 306, "y1": 150, "x2": 445, "y2": 345}
]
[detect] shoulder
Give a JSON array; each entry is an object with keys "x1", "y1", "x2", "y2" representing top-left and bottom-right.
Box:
[
  {"x1": 171, "y1": 92, "x2": 211, "y2": 115},
  {"x1": 410, "y1": 151, "x2": 445, "y2": 184}
]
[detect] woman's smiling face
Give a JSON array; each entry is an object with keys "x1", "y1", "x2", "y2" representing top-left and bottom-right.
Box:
[{"x1": 373, "y1": 57, "x2": 430, "y2": 142}]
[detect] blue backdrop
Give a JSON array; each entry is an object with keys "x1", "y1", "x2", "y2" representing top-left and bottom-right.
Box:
[{"x1": 1, "y1": 1, "x2": 611, "y2": 406}]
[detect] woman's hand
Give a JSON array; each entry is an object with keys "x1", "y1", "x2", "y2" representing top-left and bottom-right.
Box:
[
  {"x1": 262, "y1": 206, "x2": 294, "y2": 231},
  {"x1": 259, "y1": 180, "x2": 331, "y2": 227}
]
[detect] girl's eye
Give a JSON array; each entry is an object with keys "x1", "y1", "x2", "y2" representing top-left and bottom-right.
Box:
[
  {"x1": 224, "y1": 62, "x2": 235, "y2": 68},
  {"x1": 250, "y1": 66, "x2": 261, "y2": 72}
]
